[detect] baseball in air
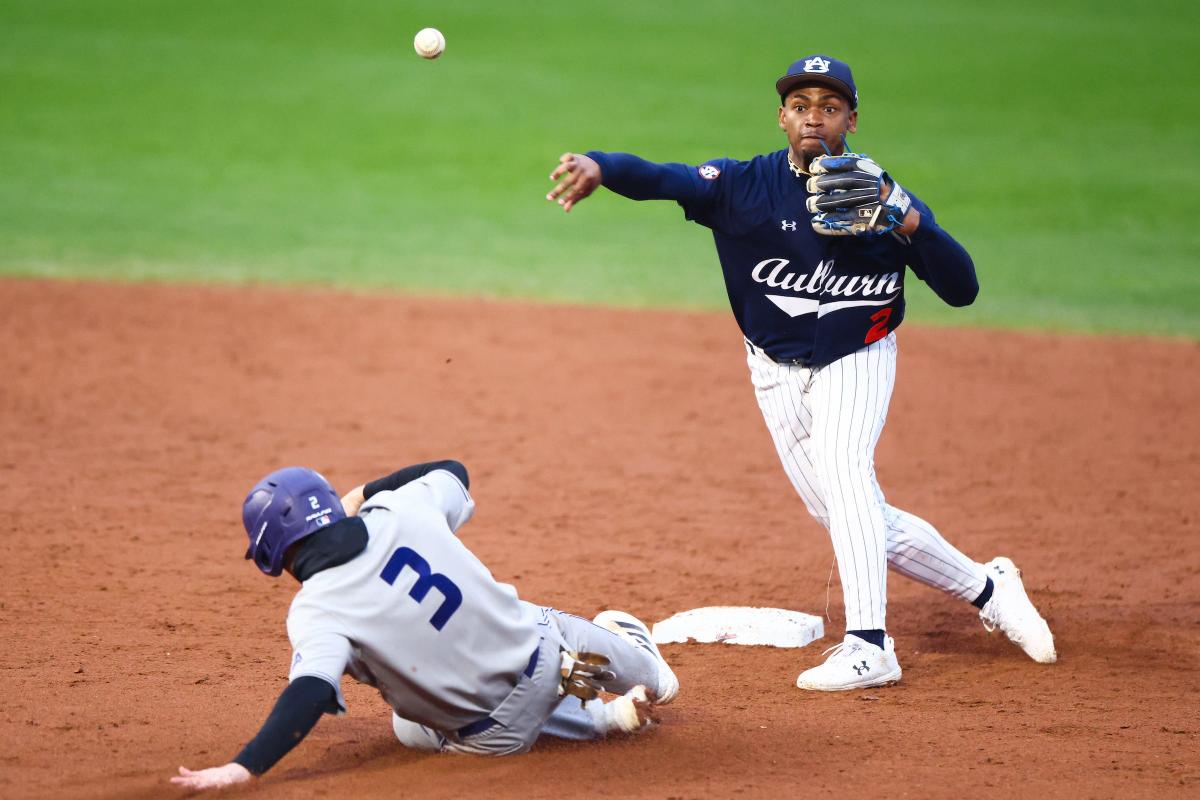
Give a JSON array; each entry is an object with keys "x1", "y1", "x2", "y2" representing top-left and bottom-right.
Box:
[{"x1": 413, "y1": 27, "x2": 445, "y2": 59}]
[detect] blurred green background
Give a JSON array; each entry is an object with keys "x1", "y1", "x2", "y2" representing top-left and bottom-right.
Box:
[{"x1": 2, "y1": 0, "x2": 1197, "y2": 335}]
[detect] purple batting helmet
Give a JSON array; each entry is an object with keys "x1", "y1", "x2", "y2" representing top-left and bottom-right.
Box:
[{"x1": 242, "y1": 467, "x2": 345, "y2": 576}]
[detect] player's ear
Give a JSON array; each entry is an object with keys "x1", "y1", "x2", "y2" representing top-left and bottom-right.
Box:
[
  {"x1": 778, "y1": 105, "x2": 786, "y2": 130},
  {"x1": 847, "y1": 110, "x2": 858, "y2": 134}
]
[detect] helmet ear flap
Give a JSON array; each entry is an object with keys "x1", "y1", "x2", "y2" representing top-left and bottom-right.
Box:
[{"x1": 254, "y1": 539, "x2": 274, "y2": 572}]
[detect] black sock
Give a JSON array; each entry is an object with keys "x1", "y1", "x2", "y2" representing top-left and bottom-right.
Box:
[
  {"x1": 847, "y1": 629, "x2": 886, "y2": 649},
  {"x1": 972, "y1": 576, "x2": 995, "y2": 609}
]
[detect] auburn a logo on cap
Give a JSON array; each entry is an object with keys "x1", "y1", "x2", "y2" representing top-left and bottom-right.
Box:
[
  {"x1": 698, "y1": 164, "x2": 721, "y2": 180},
  {"x1": 803, "y1": 57, "x2": 831, "y2": 73}
]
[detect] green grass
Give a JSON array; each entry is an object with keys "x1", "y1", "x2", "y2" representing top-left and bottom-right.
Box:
[{"x1": 2, "y1": 0, "x2": 1198, "y2": 336}]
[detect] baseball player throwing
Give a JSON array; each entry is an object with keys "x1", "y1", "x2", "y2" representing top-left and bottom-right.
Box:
[
  {"x1": 546, "y1": 54, "x2": 1056, "y2": 690},
  {"x1": 171, "y1": 460, "x2": 678, "y2": 790}
]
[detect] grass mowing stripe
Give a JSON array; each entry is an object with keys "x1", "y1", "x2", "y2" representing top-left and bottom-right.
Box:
[{"x1": 1, "y1": 0, "x2": 1196, "y2": 337}]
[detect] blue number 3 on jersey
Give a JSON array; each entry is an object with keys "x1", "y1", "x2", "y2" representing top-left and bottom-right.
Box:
[{"x1": 379, "y1": 547, "x2": 463, "y2": 630}]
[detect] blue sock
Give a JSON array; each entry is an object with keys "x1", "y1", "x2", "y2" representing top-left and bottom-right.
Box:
[
  {"x1": 972, "y1": 577, "x2": 995, "y2": 610},
  {"x1": 847, "y1": 629, "x2": 886, "y2": 649}
]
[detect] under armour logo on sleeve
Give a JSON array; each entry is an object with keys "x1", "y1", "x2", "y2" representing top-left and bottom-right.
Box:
[{"x1": 781, "y1": 220, "x2": 797, "y2": 231}]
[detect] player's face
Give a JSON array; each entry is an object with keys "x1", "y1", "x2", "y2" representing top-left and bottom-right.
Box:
[{"x1": 778, "y1": 86, "x2": 858, "y2": 162}]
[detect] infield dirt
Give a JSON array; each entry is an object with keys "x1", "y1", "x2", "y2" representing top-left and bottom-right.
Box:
[{"x1": 1, "y1": 278, "x2": 1197, "y2": 799}]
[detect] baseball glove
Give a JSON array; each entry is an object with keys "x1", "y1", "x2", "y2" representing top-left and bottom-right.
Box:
[{"x1": 806, "y1": 153, "x2": 912, "y2": 236}]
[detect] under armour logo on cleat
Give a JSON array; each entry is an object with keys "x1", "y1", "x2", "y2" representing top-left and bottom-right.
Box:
[{"x1": 852, "y1": 661, "x2": 870, "y2": 675}]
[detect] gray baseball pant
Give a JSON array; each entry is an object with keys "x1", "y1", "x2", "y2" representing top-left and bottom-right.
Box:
[{"x1": 391, "y1": 604, "x2": 660, "y2": 755}]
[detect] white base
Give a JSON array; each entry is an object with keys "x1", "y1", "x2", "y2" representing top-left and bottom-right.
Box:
[{"x1": 651, "y1": 606, "x2": 825, "y2": 649}]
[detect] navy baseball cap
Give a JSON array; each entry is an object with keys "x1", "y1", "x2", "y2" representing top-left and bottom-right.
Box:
[{"x1": 776, "y1": 55, "x2": 858, "y2": 109}]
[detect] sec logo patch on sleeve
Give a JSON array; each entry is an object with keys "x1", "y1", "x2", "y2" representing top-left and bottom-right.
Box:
[{"x1": 698, "y1": 164, "x2": 721, "y2": 180}]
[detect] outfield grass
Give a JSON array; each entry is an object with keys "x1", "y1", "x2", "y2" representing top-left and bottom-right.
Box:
[{"x1": 1, "y1": 0, "x2": 1197, "y2": 336}]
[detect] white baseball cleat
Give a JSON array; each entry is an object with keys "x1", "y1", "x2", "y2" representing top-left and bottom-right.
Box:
[
  {"x1": 593, "y1": 685, "x2": 657, "y2": 735},
  {"x1": 593, "y1": 610, "x2": 679, "y2": 704},
  {"x1": 978, "y1": 557, "x2": 1057, "y2": 664},
  {"x1": 795, "y1": 634, "x2": 902, "y2": 691}
]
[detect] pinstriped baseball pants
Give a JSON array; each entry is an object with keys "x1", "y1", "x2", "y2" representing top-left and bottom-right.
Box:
[{"x1": 747, "y1": 332, "x2": 988, "y2": 631}]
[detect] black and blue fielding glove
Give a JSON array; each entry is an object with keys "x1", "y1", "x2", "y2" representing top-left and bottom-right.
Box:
[{"x1": 806, "y1": 154, "x2": 912, "y2": 236}]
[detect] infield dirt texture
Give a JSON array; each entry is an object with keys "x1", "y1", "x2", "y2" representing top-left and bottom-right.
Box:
[
  {"x1": 1, "y1": 279, "x2": 1197, "y2": 798},
  {"x1": 2, "y1": 0, "x2": 1199, "y2": 797}
]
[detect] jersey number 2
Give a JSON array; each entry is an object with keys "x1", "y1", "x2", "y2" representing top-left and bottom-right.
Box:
[
  {"x1": 379, "y1": 547, "x2": 462, "y2": 631},
  {"x1": 865, "y1": 308, "x2": 892, "y2": 344}
]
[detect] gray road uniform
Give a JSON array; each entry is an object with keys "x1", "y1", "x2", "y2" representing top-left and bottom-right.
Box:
[{"x1": 287, "y1": 469, "x2": 660, "y2": 755}]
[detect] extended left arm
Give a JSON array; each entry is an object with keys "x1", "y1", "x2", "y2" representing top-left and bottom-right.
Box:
[{"x1": 170, "y1": 677, "x2": 338, "y2": 790}]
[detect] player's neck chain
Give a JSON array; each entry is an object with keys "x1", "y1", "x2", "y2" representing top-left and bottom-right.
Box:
[{"x1": 787, "y1": 153, "x2": 809, "y2": 178}]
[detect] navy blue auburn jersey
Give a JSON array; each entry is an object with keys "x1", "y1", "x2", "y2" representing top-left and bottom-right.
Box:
[{"x1": 586, "y1": 149, "x2": 978, "y2": 366}]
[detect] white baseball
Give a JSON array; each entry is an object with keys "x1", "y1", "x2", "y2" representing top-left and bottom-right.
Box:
[{"x1": 413, "y1": 27, "x2": 445, "y2": 60}]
